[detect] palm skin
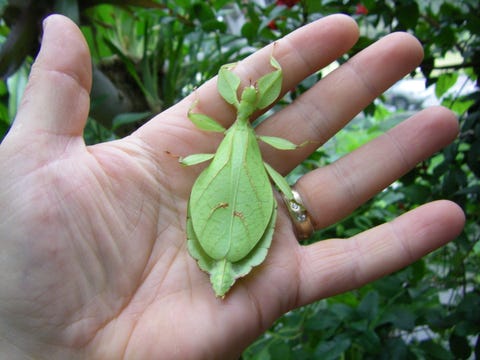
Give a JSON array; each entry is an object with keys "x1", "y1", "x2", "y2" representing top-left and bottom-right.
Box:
[{"x1": 0, "y1": 14, "x2": 464, "y2": 359}]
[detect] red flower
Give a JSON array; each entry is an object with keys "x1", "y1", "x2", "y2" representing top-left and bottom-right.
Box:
[
  {"x1": 276, "y1": 0, "x2": 300, "y2": 8},
  {"x1": 268, "y1": 20, "x2": 277, "y2": 30},
  {"x1": 269, "y1": 0, "x2": 299, "y2": 30},
  {"x1": 355, "y1": 3, "x2": 369, "y2": 15}
]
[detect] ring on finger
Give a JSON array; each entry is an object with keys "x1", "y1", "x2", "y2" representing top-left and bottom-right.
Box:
[{"x1": 282, "y1": 189, "x2": 314, "y2": 240}]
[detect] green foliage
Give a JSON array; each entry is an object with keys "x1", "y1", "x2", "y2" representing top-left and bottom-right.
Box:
[{"x1": 1, "y1": 0, "x2": 479, "y2": 357}]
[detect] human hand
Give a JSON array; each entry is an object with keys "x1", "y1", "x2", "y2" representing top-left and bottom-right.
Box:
[{"x1": 0, "y1": 14, "x2": 464, "y2": 359}]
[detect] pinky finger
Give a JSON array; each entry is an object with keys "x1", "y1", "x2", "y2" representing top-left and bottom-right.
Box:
[{"x1": 295, "y1": 200, "x2": 465, "y2": 307}]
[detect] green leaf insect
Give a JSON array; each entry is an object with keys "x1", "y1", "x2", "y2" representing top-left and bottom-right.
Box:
[{"x1": 181, "y1": 56, "x2": 300, "y2": 297}]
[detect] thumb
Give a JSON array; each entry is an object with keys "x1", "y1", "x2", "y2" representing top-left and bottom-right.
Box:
[{"x1": 10, "y1": 14, "x2": 91, "y2": 138}]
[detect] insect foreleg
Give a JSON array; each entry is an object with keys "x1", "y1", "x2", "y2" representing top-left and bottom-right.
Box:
[
  {"x1": 263, "y1": 162, "x2": 294, "y2": 201},
  {"x1": 180, "y1": 153, "x2": 215, "y2": 166}
]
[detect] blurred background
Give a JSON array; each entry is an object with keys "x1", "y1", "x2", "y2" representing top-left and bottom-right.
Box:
[{"x1": 0, "y1": 0, "x2": 478, "y2": 358}]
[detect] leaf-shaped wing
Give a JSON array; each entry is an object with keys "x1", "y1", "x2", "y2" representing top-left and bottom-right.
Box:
[
  {"x1": 187, "y1": 201, "x2": 277, "y2": 297},
  {"x1": 188, "y1": 123, "x2": 274, "y2": 262}
]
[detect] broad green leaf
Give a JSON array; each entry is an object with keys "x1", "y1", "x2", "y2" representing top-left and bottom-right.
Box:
[
  {"x1": 435, "y1": 72, "x2": 458, "y2": 98},
  {"x1": 380, "y1": 307, "x2": 416, "y2": 331},
  {"x1": 314, "y1": 338, "x2": 351, "y2": 360},
  {"x1": 357, "y1": 291, "x2": 379, "y2": 321},
  {"x1": 218, "y1": 63, "x2": 241, "y2": 107}
]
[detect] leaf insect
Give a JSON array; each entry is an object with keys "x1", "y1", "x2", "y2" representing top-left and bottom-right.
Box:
[{"x1": 181, "y1": 56, "x2": 302, "y2": 297}]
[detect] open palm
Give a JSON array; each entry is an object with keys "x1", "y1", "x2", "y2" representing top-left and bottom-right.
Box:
[{"x1": 0, "y1": 14, "x2": 464, "y2": 359}]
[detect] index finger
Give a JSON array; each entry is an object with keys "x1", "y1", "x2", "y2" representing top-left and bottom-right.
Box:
[
  {"x1": 135, "y1": 14, "x2": 359, "y2": 155},
  {"x1": 191, "y1": 14, "x2": 360, "y2": 126}
]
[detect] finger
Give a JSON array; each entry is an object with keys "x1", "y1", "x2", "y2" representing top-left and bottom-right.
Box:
[
  {"x1": 259, "y1": 32, "x2": 424, "y2": 172},
  {"x1": 295, "y1": 106, "x2": 459, "y2": 229},
  {"x1": 135, "y1": 14, "x2": 359, "y2": 154},
  {"x1": 192, "y1": 13, "x2": 359, "y2": 125},
  {"x1": 9, "y1": 14, "x2": 91, "y2": 139},
  {"x1": 296, "y1": 200, "x2": 465, "y2": 306}
]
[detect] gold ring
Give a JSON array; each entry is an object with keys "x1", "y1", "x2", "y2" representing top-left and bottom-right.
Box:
[{"x1": 283, "y1": 189, "x2": 314, "y2": 240}]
